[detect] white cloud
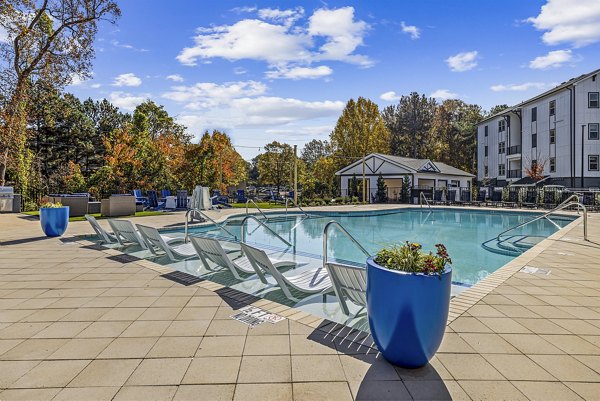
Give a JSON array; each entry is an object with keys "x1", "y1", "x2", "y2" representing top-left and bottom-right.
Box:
[
  {"x1": 380, "y1": 91, "x2": 401, "y2": 102},
  {"x1": 400, "y1": 22, "x2": 420, "y2": 39},
  {"x1": 266, "y1": 65, "x2": 333, "y2": 80},
  {"x1": 230, "y1": 97, "x2": 344, "y2": 126},
  {"x1": 430, "y1": 89, "x2": 459, "y2": 100},
  {"x1": 529, "y1": 49, "x2": 573, "y2": 69},
  {"x1": 233, "y1": 67, "x2": 247, "y2": 75},
  {"x1": 0, "y1": 26, "x2": 8, "y2": 43},
  {"x1": 526, "y1": 0, "x2": 600, "y2": 47},
  {"x1": 111, "y1": 40, "x2": 148, "y2": 52},
  {"x1": 112, "y1": 73, "x2": 142, "y2": 87},
  {"x1": 490, "y1": 82, "x2": 557, "y2": 92},
  {"x1": 108, "y1": 91, "x2": 149, "y2": 111},
  {"x1": 177, "y1": 6, "x2": 372, "y2": 71},
  {"x1": 265, "y1": 125, "x2": 333, "y2": 141},
  {"x1": 166, "y1": 74, "x2": 184, "y2": 82},
  {"x1": 162, "y1": 80, "x2": 268, "y2": 109},
  {"x1": 90, "y1": 83, "x2": 102, "y2": 89},
  {"x1": 68, "y1": 74, "x2": 86, "y2": 86},
  {"x1": 445, "y1": 51, "x2": 478, "y2": 72}
]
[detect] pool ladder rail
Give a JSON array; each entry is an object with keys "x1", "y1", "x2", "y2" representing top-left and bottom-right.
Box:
[
  {"x1": 184, "y1": 207, "x2": 237, "y2": 242},
  {"x1": 420, "y1": 192, "x2": 432, "y2": 210},
  {"x1": 245, "y1": 199, "x2": 269, "y2": 221},
  {"x1": 322, "y1": 220, "x2": 371, "y2": 267}
]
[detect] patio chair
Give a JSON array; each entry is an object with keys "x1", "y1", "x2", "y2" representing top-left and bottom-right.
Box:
[
  {"x1": 582, "y1": 192, "x2": 598, "y2": 211},
  {"x1": 522, "y1": 190, "x2": 537, "y2": 208},
  {"x1": 241, "y1": 243, "x2": 332, "y2": 302},
  {"x1": 489, "y1": 190, "x2": 503, "y2": 207},
  {"x1": 445, "y1": 190, "x2": 456, "y2": 205},
  {"x1": 147, "y1": 190, "x2": 165, "y2": 210},
  {"x1": 237, "y1": 189, "x2": 247, "y2": 203},
  {"x1": 456, "y1": 190, "x2": 472, "y2": 206},
  {"x1": 189, "y1": 236, "x2": 295, "y2": 280},
  {"x1": 472, "y1": 190, "x2": 486, "y2": 207},
  {"x1": 136, "y1": 224, "x2": 202, "y2": 261},
  {"x1": 85, "y1": 214, "x2": 116, "y2": 244},
  {"x1": 432, "y1": 189, "x2": 444, "y2": 205},
  {"x1": 108, "y1": 219, "x2": 182, "y2": 250},
  {"x1": 132, "y1": 189, "x2": 148, "y2": 209},
  {"x1": 324, "y1": 262, "x2": 367, "y2": 316},
  {"x1": 543, "y1": 190, "x2": 556, "y2": 209},
  {"x1": 268, "y1": 190, "x2": 285, "y2": 204},
  {"x1": 503, "y1": 190, "x2": 518, "y2": 208},
  {"x1": 176, "y1": 190, "x2": 188, "y2": 209}
]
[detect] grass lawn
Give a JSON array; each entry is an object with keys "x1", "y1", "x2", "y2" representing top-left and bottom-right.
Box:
[
  {"x1": 231, "y1": 202, "x2": 285, "y2": 209},
  {"x1": 22, "y1": 210, "x2": 169, "y2": 222}
]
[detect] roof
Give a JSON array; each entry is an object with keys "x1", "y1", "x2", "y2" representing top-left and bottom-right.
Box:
[
  {"x1": 335, "y1": 153, "x2": 475, "y2": 177},
  {"x1": 478, "y1": 67, "x2": 600, "y2": 125},
  {"x1": 510, "y1": 176, "x2": 550, "y2": 187}
]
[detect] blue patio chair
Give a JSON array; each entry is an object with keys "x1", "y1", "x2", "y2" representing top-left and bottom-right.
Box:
[
  {"x1": 269, "y1": 190, "x2": 284, "y2": 203},
  {"x1": 147, "y1": 190, "x2": 164, "y2": 210},
  {"x1": 176, "y1": 190, "x2": 188, "y2": 209},
  {"x1": 161, "y1": 189, "x2": 171, "y2": 199},
  {"x1": 237, "y1": 189, "x2": 247, "y2": 203},
  {"x1": 132, "y1": 189, "x2": 148, "y2": 209}
]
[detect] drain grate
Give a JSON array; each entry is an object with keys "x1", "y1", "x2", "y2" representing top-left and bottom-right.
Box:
[
  {"x1": 231, "y1": 306, "x2": 285, "y2": 327},
  {"x1": 520, "y1": 265, "x2": 551, "y2": 276},
  {"x1": 160, "y1": 271, "x2": 205, "y2": 286},
  {"x1": 106, "y1": 254, "x2": 141, "y2": 264}
]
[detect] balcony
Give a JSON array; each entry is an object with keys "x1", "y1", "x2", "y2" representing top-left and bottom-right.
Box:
[
  {"x1": 507, "y1": 145, "x2": 521, "y2": 155},
  {"x1": 507, "y1": 169, "x2": 522, "y2": 179}
]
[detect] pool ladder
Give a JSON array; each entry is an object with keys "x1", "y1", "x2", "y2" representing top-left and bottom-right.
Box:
[
  {"x1": 322, "y1": 221, "x2": 371, "y2": 267},
  {"x1": 184, "y1": 207, "x2": 237, "y2": 242},
  {"x1": 245, "y1": 199, "x2": 269, "y2": 220},
  {"x1": 420, "y1": 192, "x2": 432, "y2": 210}
]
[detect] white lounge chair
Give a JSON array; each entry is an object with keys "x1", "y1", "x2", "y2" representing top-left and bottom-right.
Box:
[
  {"x1": 85, "y1": 214, "x2": 116, "y2": 244},
  {"x1": 241, "y1": 243, "x2": 332, "y2": 302},
  {"x1": 189, "y1": 236, "x2": 296, "y2": 280},
  {"x1": 108, "y1": 219, "x2": 182, "y2": 250},
  {"x1": 136, "y1": 224, "x2": 239, "y2": 261},
  {"x1": 324, "y1": 262, "x2": 367, "y2": 315}
]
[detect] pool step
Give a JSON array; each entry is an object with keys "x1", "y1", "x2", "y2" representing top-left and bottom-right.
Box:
[{"x1": 482, "y1": 234, "x2": 544, "y2": 257}]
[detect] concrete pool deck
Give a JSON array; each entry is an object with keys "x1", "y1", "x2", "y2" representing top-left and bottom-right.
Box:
[{"x1": 0, "y1": 204, "x2": 599, "y2": 400}]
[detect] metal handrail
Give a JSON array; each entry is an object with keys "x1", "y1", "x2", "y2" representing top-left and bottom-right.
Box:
[
  {"x1": 184, "y1": 208, "x2": 237, "y2": 242},
  {"x1": 323, "y1": 220, "x2": 371, "y2": 267},
  {"x1": 245, "y1": 199, "x2": 269, "y2": 220},
  {"x1": 496, "y1": 195, "x2": 587, "y2": 241},
  {"x1": 420, "y1": 192, "x2": 431, "y2": 210},
  {"x1": 285, "y1": 197, "x2": 309, "y2": 217},
  {"x1": 241, "y1": 215, "x2": 292, "y2": 247}
]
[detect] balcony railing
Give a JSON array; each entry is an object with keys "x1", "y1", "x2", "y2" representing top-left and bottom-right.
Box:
[
  {"x1": 507, "y1": 169, "x2": 522, "y2": 179},
  {"x1": 507, "y1": 145, "x2": 521, "y2": 155}
]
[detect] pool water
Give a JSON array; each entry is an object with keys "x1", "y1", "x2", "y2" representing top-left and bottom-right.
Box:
[{"x1": 184, "y1": 208, "x2": 575, "y2": 286}]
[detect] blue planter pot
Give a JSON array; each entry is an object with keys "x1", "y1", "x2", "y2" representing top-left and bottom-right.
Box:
[
  {"x1": 366, "y1": 256, "x2": 452, "y2": 368},
  {"x1": 40, "y1": 207, "x2": 69, "y2": 237}
]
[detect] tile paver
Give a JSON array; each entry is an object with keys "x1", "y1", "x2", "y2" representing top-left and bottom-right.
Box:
[{"x1": 1, "y1": 207, "x2": 600, "y2": 399}]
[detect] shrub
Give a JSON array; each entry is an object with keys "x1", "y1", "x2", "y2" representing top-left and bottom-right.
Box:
[{"x1": 40, "y1": 202, "x2": 63, "y2": 208}]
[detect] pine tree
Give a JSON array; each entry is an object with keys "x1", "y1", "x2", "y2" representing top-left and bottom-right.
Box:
[{"x1": 375, "y1": 174, "x2": 388, "y2": 203}]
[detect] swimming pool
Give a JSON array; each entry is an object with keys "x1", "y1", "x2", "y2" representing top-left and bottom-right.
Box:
[{"x1": 182, "y1": 208, "x2": 575, "y2": 286}]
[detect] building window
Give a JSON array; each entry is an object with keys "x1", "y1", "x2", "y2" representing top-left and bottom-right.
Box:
[
  {"x1": 532, "y1": 133, "x2": 537, "y2": 148},
  {"x1": 484, "y1": 165, "x2": 489, "y2": 176},
  {"x1": 550, "y1": 157, "x2": 556, "y2": 173},
  {"x1": 498, "y1": 142, "x2": 505, "y2": 154},
  {"x1": 450, "y1": 180, "x2": 460, "y2": 187},
  {"x1": 549, "y1": 100, "x2": 556, "y2": 116},
  {"x1": 532, "y1": 107, "x2": 537, "y2": 122},
  {"x1": 498, "y1": 119, "x2": 506, "y2": 132},
  {"x1": 589, "y1": 123, "x2": 599, "y2": 140},
  {"x1": 589, "y1": 92, "x2": 599, "y2": 108},
  {"x1": 531, "y1": 160, "x2": 537, "y2": 170},
  {"x1": 589, "y1": 155, "x2": 599, "y2": 171},
  {"x1": 484, "y1": 125, "x2": 488, "y2": 137},
  {"x1": 498, "y1": 164, "x2": 506, "y2": 176},
  {"x1": 484, "y1": 146, "x2": 488, "y2": 157},
  {"x1": 550, "y1": 129, "x2": 556, "y2": 144}
]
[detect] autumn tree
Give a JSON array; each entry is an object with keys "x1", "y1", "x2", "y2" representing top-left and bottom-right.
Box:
[
  {"x1": 301, "y1": 139, "x2": 330, "y2": 168},
  {"x1": 0, "y1": 0, "x2": 120, "y2": 191},
  {"x1": 256, "y1": 141, "x2": 295, "y2": 193},
  {"x1": 488, "y1": 104, "x2": 510, "y2": 116}
]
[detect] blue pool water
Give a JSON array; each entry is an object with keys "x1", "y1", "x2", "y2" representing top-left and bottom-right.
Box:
[{"x1": 183, "y1": 208, "x2": 575, "y2": 286}]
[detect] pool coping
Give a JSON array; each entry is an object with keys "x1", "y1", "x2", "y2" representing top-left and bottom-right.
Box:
[{"x1": 74, "y1": 205, "x2": 584, "y2": 332}]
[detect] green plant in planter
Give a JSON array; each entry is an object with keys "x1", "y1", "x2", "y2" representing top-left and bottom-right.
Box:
[
  {"x1": 40, "y1": 202, "x2": 64, "y2": 208},
  {"x1": 374, "y1": 242, "x2": 452, "y2": 276}
]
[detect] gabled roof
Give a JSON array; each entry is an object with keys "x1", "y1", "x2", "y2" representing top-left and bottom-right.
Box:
[
  {"x1": 335, "y1": 153, "x2": 475, "y2": 177},
  {"x1": 478, "y1": 67, "x2": 600, "y2": 125}
]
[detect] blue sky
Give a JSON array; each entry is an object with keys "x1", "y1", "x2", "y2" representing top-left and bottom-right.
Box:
[{"x1": 64, "y1": 0, "x2": 600, "y2": 159}]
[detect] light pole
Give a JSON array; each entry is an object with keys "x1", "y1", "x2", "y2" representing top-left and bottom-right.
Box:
[
  {"x1": 293, "y1": 145, "x2": 298, "y2": 204},
  {"x1": 581, "y1": 125, "x2": 586, "y2": 188}
]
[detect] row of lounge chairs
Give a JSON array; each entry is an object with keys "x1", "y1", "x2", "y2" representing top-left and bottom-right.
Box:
[{"x1": 85, "y1": 215, "x2": 363, "y2": 315}]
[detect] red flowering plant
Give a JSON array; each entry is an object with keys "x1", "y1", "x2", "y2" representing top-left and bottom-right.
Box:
[{"x1": 374, "y1": 242, "x2": 452, "y2": 277}]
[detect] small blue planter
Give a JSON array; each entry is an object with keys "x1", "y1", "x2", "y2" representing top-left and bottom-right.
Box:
[
  {"x1": 366, "y1": 256, "x2": 452, "y2": 368},
  {"x1": 40, "y1": 206, "x2": 69, "y2": 237}
]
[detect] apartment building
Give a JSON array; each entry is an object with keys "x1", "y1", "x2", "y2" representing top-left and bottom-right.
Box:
[{"x1": 477, "y1": 68, "x2": 600, "y2": 188}]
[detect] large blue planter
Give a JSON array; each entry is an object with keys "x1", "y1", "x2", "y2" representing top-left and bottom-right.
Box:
[
  {"x1": 40, "y1": 206, "x2": 69, "y2": 237},
  {"x1": 367, "y1": 256, "x2": 452, "y2": 368}
]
